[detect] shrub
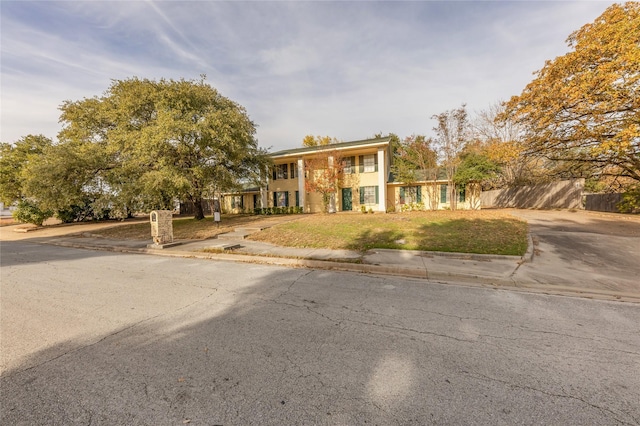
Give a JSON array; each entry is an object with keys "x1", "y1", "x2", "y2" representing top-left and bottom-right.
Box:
[
  {"x1": 618, "y1": 185, "x2": 640, "y2": 213},
  {"x1": 368, "y1": 207, "x2": 374, "y2": 214},
  {"x1": 13, "y1": 199, "x2": 52, "y2": 226},
  {"x1": 361, "y1": 205, "x2": 367, "y2": 213}
]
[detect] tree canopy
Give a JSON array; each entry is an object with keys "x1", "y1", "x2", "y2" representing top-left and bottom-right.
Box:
[
  {"x1": 503, "y1": 2, "x2": 640, "y2": 184},
  {"x1": 0, "y1": 134, "x2": 52, "y2": 206},
  {"x1": 302, "y1": 135, "x2": 341, "y2": 147},
  {"x1": 24, "y1": 77, "x2": 269, "y2": 220}
]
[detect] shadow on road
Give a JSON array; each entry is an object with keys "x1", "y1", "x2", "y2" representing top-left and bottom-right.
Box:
[{"x1": 2, "y1": 248, "x2": 639, "y2": 424}]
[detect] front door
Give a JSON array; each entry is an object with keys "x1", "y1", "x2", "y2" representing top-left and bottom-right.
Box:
[{"x1": 341, "y1": 188, "x2": 352, "y2": 211}]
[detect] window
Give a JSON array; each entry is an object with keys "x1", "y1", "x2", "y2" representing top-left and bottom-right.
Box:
[
  {"x1": 343, "y1": 156, "x2": 356, "y2": 174},
  {"x1": 400, "y1": 186, "x2": 422, "y2": 204},
  {"x1": 272, "y1": 164, "x2": 288, "y2": 180},
  {"x1": 273, "y1": 191, "x2": 289, "y2": 207},
  {"x1": 359, "y1": 186, "x2": 379, "y2": 205},
  {"x1": 459, "y1": 186, "x2": 466, "y2": 203},
  {"x1": 440, "y1": 184, "x2": 448, "y2": 203},
  {"x1": 358, "y1": 154, "x2": 378, "y2": 173},
  {"x1": 231, "y1": 195, "x2": 243, "y2": 209}
]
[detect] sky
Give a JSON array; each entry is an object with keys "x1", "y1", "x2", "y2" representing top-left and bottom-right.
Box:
[{"x1": 1, "y1": 1, "x2": 618, "y2": 152}]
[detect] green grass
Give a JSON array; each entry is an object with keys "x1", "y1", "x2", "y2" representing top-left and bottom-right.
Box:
[{"x1": 249, "y1": 210, "x2": 528, "y2": 256}]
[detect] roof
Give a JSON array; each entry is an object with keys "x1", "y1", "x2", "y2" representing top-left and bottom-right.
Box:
[{"x1": 269, "y1": 136, "x2": 392, "y2": 159}]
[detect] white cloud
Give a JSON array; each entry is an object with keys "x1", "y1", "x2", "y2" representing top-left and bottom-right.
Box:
[{"x1": 1, "y1": 1, "x2": 617, "y2": 151}]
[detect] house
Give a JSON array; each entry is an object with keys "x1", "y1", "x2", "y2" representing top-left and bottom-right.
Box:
[{"x1": 199, "y1": 137, "x2": 480, "y2": 215}]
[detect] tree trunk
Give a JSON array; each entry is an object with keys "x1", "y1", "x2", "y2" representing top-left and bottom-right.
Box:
[
  {"x1": 449, "y1": 181, "x2": 457, "y2": 211},
  {"x1": 193, "y1": 197, "x2": 205, "y2": 220}
]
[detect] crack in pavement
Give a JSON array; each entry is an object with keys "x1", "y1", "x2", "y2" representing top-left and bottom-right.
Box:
[{"x1": 464, "y1": 370, "x2": 638, "y2": 425}]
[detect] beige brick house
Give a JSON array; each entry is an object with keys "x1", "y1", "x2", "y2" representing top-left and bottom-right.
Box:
[{"x1": 217, "y1": 136, "x2": 480, "y2": 214}]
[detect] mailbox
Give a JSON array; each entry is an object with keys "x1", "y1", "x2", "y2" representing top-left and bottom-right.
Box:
[{"x1": 150, "y1": 210, "x2": 174, "y2": 245}]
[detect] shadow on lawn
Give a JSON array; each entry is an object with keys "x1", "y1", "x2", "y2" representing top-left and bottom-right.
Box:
[
  {"x1": 345, "y1": 228, "x2": 406, "y2": 252},
  {"x1": 344, "y1": 217, "x2": 528, "y2": 256},
  {"x1": 412, "y1": 218, "x2": 528, "y2": 255}
]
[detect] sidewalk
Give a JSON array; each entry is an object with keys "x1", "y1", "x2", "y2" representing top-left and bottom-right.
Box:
[{"x1": 5, "y1": 220, "x2": 638, "y2": 303}]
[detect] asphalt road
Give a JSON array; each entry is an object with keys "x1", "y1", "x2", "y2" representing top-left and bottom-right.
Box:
[{"x1": 1, "y1": 241, "x2": 639, "y2": 425}]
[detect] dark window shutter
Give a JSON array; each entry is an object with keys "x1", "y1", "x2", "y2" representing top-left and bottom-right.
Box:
[
  {"x1": 359, "y1": 156, "x2": 364, "y2": 173},
  {"x1": 283, "y1": 164, "x2": 288, "y2": 179},
  {"x1": 375, "y1": 186, "x2": 379, "y2": 204},
  {"x1": 285, "y1": 192, "x2": 289, "y2": 207},
  {"x1": 417, "y1": 186, "x2": 422, "y2": 203},
  {"x1": 295, "y1": 191, "x2": 299, "y2": 207},
  {"x1": 272, "y1": 168, "x2": 277, "y2": 181},
  {"x1": 399, "y1": 187, "x2": 405, "y2": 204},
  {"x1": 273, "y1": 192, "x2": 277, "y2": 207},
  {"x1": 459, "y1": 187, "x2": 465, "y2": 203},
  {"x1": 440, "y1": 185, "x2": 447, "y2": 203},
  {"x1": 359, "y1": 187, "x2": 365, "y2": 204},
  {"x1": 374, "y1": 153, "x2": 378, "y2": 172}
]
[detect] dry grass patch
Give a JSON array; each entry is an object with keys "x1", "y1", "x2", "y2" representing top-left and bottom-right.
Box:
[
  {"x1": 249, "y1": 210, "x2": 528, "y2": 255},
  {"x1": 94, "y1": 215, "x2": 269, "y2": 240}
]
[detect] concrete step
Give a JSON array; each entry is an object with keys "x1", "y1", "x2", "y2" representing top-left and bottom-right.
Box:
[
  {"x1": 203, "y1": 242, "x2": 241, "y2": 251},
  {"x1": 234, "y1": 227, "x2": 265, "y2": 233},
  {"x1": 217, "y1": 231, "x2": 252, "y2": 240}
]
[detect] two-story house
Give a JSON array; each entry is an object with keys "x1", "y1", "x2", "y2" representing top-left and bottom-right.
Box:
[{"x1": 217, "y1": 136, "x2": 480, "y2": 214}]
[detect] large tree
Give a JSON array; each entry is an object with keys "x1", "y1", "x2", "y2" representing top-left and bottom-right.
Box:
[
  {"x1": 503, "y1": 2, "x2": 640, "y2": 185},
  {"x1": 433, "y1": 105, "x2": 469, "y2": 210},
  {"x1": 39, "y1": 77, "x2": 268, "y2": 220}
]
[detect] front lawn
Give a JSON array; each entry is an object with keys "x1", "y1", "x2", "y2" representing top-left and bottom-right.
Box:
[
  {"x1": 248, "y1": 210, "x2": 528, "y2": 256},
  {"x1": 93, "y1": 210, "x2": 528, "y2": 256},
  {"x1": 94, "y1": 214, "x2": 263, "y2": 240}
]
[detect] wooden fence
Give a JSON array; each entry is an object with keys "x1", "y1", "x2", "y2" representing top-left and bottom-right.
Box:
[
  {"x1": 481, "y1": 179, "x2": 585, "y2": 209},
  {"x1": 583, "y1": 193, "x2": 623, "y2": 213}
]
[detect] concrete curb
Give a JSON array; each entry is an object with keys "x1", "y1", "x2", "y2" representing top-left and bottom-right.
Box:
[{"x1": 42, "y1": 239, "x2": 640, "y2": 304}]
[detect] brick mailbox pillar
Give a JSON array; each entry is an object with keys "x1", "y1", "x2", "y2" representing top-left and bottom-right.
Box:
[{"x1": 150, "y1": 210, "x2": 174, "y2": 245}]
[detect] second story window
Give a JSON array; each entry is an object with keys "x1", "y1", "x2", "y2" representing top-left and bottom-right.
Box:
[
  {"x1": 359, "y1": 154, "x2": 378, "y2": 173},
  {"x1": 272, "y1": 164, "x2": 288, "y2": 180},
  {"x1": 343, "y1": 156, "x2": 355, "y2": 174}
]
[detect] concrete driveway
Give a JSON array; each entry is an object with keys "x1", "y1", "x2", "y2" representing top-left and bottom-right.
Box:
[{"x1": 510, "y1": 210, "x2": 640, "y2": 294}]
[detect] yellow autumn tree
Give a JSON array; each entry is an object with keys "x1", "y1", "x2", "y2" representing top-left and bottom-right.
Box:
[
  {"x1": 503, "y1": 2, "x2": 640, "y2": 184},
  {"x1": 473, "y1": 101, "x2": 546, "y2": 187},
  {"x1": 302, "y1": 135, "x2": 340, "y2": 147}
]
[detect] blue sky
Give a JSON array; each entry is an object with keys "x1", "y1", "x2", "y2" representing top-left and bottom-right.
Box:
[{"x1": 1, "y1": 1, "x2": 616, "y2": 152}]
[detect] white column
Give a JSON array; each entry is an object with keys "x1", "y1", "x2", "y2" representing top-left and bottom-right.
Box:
[
  {"x1": 260, "y1": 187, "x2": 267, "y2": 208},
  {"x1": 327, "y1": 155, "x2": 336, "y2": 213},
  {"x1": 297, "y1": 158, "x2": 305, "y2": 211},
  {"x1": 377, "y1": 148, "x2": 386, "y2": 212}
]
